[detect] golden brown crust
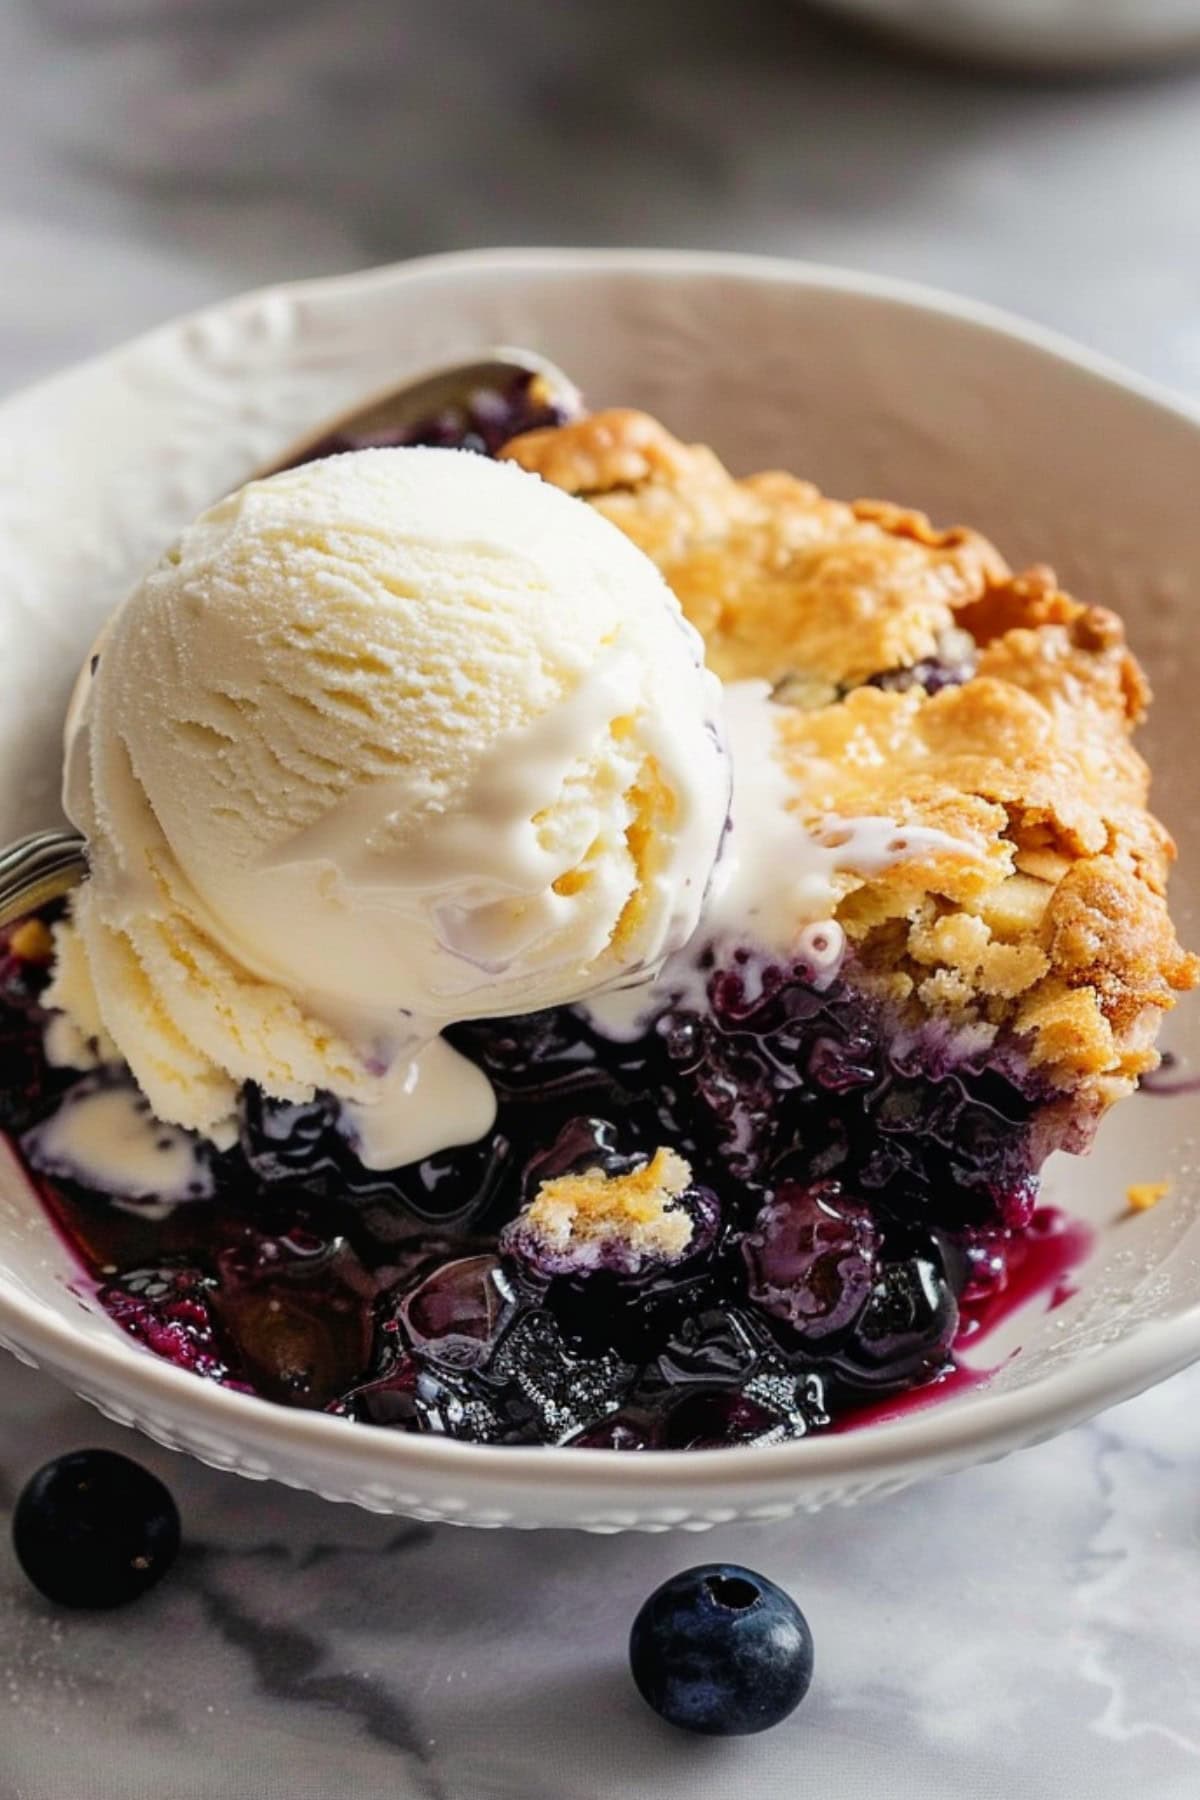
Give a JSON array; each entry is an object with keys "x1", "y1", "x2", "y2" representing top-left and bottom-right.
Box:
[
  {"x1": 504, "y1": 409, "x2": 1198, "y2": 1104},
  {"x1": 505, "y1": 411, "x2": 1007, "y2": 692}
]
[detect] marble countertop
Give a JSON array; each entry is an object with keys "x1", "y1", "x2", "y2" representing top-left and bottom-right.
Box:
[{"x1": 3, "y1": 3, "x2": 1200, "y2": 1795}]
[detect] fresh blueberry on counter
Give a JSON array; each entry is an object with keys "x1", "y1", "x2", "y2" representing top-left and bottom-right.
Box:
[
  {"x1": 12, "y1": 1448, "x2": 181, "y2": 1609},
  {"x1": 629, "y1": 1562, "x2": 814, "y2": 1735}
]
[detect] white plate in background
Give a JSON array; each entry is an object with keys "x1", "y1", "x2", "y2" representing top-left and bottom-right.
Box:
[{"x1": 809, "y1": 0, "x2": 1200, "y2": 69}]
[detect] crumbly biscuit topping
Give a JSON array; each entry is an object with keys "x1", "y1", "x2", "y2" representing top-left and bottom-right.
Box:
[
  {"x1": 9, "y1": 919, "x2": 54, "y2": 964},
  {"x1": 504, "y1": 409, "x2": 1005, "y2": 691},
  {"x1": 1127, "y1": 1180, "x2": 1170, "y2": 1213},
  {"x1": 504, "y1": 411, "x2": 1198, "y2": 1103},
  {"x1": 520, "y1": 1147, "x2": 695, "y2": 1268}
]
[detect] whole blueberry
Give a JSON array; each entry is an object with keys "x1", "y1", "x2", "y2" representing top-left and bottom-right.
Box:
[
  {"x1": 629, "y1": 1563, "x2": 813, "y2": 1735},
  {"x1": 12, "y1": 1449, "x2": 181, "y2": 1609},
  {"x1": 743, "y1": 1181, "x2": 880, "y2": 1346},
  {"x1": 834, "y1": 1239, "x2": 959, "y2": 1392}
]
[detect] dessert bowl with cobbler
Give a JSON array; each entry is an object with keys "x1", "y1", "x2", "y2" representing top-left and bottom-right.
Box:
[{"x1": 0, "y1": 250, "x2": 1196, "y2": 1528}]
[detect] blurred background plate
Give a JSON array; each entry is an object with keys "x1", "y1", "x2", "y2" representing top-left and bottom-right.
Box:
[{"x1": 810, "y1": 0, "x2": 1200, "y2": 69}]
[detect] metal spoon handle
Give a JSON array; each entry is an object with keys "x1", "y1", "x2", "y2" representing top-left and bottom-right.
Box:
[{"x1": 0, "y1": 830, "x2": 87, "y2": 931}]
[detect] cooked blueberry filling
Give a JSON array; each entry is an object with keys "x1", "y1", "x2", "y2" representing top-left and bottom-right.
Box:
[
  {"x1": 0, "y1": 411, "x2": 1104, "y2": 1450},
  {"x1": 0, "y1": 908, "x2": 1088, "y2": 1447},
  {"x1": 742, "y1": 1183, "x2": 881, "y2": 1344},
  {"x1": 658, "y1": 952, "x2": 1045, "y2": 1230}
]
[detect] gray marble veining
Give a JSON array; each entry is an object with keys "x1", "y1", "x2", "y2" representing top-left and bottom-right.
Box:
[
  {"x1": 3, "y1": 3, "x2": 1200, "y2": 1795},
  {"x1": 3, "y1": 1357, "x2": 1200, "y2": 1798}
]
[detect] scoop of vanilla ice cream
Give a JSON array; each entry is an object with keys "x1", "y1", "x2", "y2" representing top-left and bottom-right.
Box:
[{"x1": 50, "y1": 447, "x2": 728, "y2": 1155}]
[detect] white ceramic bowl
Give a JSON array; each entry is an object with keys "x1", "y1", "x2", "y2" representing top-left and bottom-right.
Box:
[{"x1": 1, "y1": 249, "x2": 1198, "y2": 1530}]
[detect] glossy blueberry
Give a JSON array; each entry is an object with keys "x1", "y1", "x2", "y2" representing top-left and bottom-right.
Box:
[
  {"x1": 659, "y1": 1390, "x2": 784, "y2": 1449},
  {"x1": 238, "y1": 1086, "x2": 341, "y2": 1185},
  {"x1": 742, "y1": 1181, "x2": 880, "y2": 1345},
  {"x1": 400, "y1": 1254, "x2": 518, "y2": 1369},
  {"x1": 488, "y1": 1309, "x2": 634, "y2": 1444},
  {"x1": 208, "y1": 1231, "x2": 378, "y2": 1408},
  {"x1": 238, "y1": 1085, "x2": 510, "y2": 1228},
  {"x1": 833, "y1": 1239, "x2": 959, "y2": 1392},
  {"x1": 629, "y1": 1563, "x2": 814, "y2": 1735},
  {"x1": 0, "y1": 1023, "x2": 63, "y2": 1133},
  {"x1": 13, "y1": 1449, "x2": 181, "y2": 1609}
]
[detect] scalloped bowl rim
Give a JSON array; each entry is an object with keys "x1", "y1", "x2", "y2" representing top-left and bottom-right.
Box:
[{"x1": 3, "y1": 1221, "x2": 1200, "y2": 1498}]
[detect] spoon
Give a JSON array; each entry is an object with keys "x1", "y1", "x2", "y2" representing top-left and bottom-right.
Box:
[{"x1": 0, "y1": 347, "x2": 581, "y2": 934}]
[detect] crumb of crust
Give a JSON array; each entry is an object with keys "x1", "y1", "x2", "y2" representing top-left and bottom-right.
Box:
[
  {"x1": 502, "y1": 409, "x2": 1008, "y2": 691},
  {"x1": 1127, "y1": 1180, "x2": 1170, "y2": 1213},
  {"x1": 521, "y1": 1147, "x2": 695, "y2": 1264},
  {"x1": 9, "y1": 918, "x2": 55, "y2": 963}
]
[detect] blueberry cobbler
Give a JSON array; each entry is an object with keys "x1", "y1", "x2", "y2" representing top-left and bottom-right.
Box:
[{"x1": 1, "y1": 385, "x2": 1194, "y2": 1450}]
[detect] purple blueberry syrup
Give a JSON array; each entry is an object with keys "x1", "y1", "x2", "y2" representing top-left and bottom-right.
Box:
[{"x1": 0, "y1": 914, "x2": 1092, "y2": 1448}]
